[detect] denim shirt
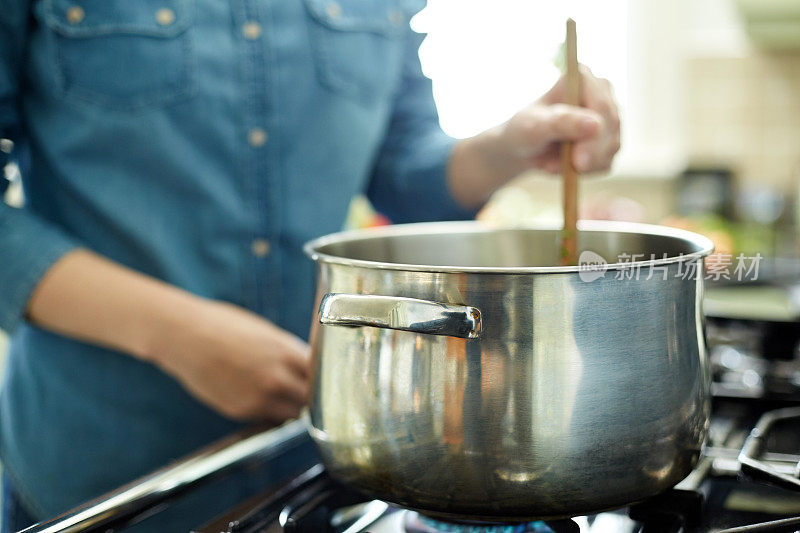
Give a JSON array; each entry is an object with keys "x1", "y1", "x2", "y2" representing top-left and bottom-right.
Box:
[{"x1": 0, "y1": 0, "x2": 474, "y2": 520}]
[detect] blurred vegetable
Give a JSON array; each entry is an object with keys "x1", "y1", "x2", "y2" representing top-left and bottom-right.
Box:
[{"x1": 344, "y1": 196, "x2": 392, "y2": 230}]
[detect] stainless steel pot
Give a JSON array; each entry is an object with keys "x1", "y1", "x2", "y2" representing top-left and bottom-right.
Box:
[{"x1": 304, "y1": 221, "x2": 714, "y2": 521}]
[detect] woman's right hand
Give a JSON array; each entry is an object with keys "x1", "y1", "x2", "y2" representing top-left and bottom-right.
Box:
[{"x1": 147, "y1": 299, "x2": 311, "y2": 423}]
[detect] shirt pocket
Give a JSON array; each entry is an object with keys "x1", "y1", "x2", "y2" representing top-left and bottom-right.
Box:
[
  {"x1": 40, "y1": 0, "x2": 196, "y2": 112},
  {"x1": 303, "y1": 0, "x2": 416, "y2": 104}
]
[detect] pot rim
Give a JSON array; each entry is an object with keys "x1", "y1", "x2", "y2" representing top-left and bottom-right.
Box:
[{"x1": 303, "y1": 220, "x2": 715, "y2": 274}]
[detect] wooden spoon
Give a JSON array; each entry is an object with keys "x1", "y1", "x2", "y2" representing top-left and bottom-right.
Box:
[{"x1": 560, "y1": 18, "x2": 580, "y2": 266}]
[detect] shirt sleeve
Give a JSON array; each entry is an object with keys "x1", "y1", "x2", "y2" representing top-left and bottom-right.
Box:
[
  {"x1": 0, "y1": 1, "x2": 81, "y2": 333},
  {"x1": 366, "y1": 25, "x2": 478, "y2": 224}
]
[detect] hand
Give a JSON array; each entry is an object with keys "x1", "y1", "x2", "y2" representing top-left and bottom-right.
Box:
[
  {"x1": 448, "y1": 66, "x2": 621, "y2": 208},
  {"x1": 26, "y1": 249, "x2": 309, "y2": 424},
  {"x1": 149, "y1": 299, "x2": 311, "y2": 423},
  {"x1": 504, "y1": 65, "x2": 621, "y2": 174}
]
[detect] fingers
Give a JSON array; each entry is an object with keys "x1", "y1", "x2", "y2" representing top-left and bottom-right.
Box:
[
  {"x1": 263, "y1": 318, "x2": 311, "y2": 378},
  {"x1": 507, "y1": 103, "x2": 603, "y2": 171},
  {"x1": 280, "y1": 334, "x2": 312, "y2": 380},
  {"x1": 166, "y1": 300, "x2": 315, "y2": 424},
  {"x1": 254, "y1": 338, "x2": 310, "y2": 417},
  {"x1": 240, "y1": 325, "x2": 310, "y2": 420},
  {"x1": 580, "y1": 69, "x2": 620, "y2": 133},
  {"x1": 574, "y1": 68, "x2": 620, "y2": 172},
  {"x1": 526, "y1": 104, "x2": 601, "y2": 147},
  {"x1": 224, "y1": 365, "x2": 309, "y2": 421},
  {"x1": 254, "y1": 370, "x2": 308, "y2": 422},
  {"x1": 571, "y1": 73, "x2": 620, "y2": 172},
  {"x1": 528, "y1": 144, "x2": 561, "y2": 173},
  {"x1": 537, "y1": 66, "x2": 589, "y2": 106},
  {"x1": 573, "y1": 134, "x2": 621, "y2": 173},
  {"x1": 262, "y1": 399, "x2": 304, "y2": 423},
  {"x1": 271, "y1": 364, "x2": 310, "y2": 406},
  {"x1": 540, "y1": 65, "x2": 616, "y2": 112},
  {"x1": 507, "y1": 63, "x2": 621, "y2": 175},
  {"x1": 537, "y1": 66, "x2": 619, "y2": 173},
  {"x1": 541, "y1": 159, "x2": 562, "y2": 175},
  {"x1": 226, "y1": 394, "x2": 304, "y2": 423}
]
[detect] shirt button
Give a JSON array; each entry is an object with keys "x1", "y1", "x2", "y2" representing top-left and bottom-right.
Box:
[
  {"x1": 155, "y1": 8, "x2": 176, "y2": 26},
  {"x1": 326, "y1": 1, "x2": 342, "y2": 19},
  {"x1": 248, "y1": 128, "x2": 268, "y2": 147},
  {"x1": 251, "y1": 239, "x2": 270, "y2": 258},
  {"x1": 242, "y1": 21, "x2": 262, "y2": 40},
  {"x1": 66, "y1": 5, "x2": 85, "y2": 24}
]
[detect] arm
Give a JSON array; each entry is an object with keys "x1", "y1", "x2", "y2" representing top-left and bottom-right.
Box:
[
  {"x1": 366, "y1": 30, "x2": 477, "y2": 223},
  {"x1": 0, "y1": 0, "x2": 81, "y2": 333},
  {"x1": 367, "y1": 13, "x2": 621, "y2": 215},
  {"x1": 27, "y1": 250, "x2": 309, "y2": 423},
  {"x1": 0, "y1": 6, "x2": 307, "y2": 423}
]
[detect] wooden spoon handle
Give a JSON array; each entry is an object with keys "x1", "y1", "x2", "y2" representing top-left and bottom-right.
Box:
[{"x1": 560, "y1": 18, "x2": 580, "y2": 266}]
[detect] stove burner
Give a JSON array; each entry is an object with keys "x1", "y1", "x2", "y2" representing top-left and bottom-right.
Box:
[
  {"x1": 739, "y1": 406, "x2": 800, "y2": 492},
  {"x1": 402, "y1": 511, "x2": 578, "y2": 533}
]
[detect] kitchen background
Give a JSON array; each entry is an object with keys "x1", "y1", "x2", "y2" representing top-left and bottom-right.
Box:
[
  {"x1": 347, "y1": 0, "x2": 800, "y2": 263},
  {"x1": 446, "y1": 0, "x2": 796, "y2": 223},
  {"x1": 1, "y1": 1, "x2": 799, "y2": 388}
]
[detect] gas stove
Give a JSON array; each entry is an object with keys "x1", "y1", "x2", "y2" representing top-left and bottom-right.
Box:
[
  {"x1": 22, "y1": 316, "x2": 800, "y2": 533},
  {"x1": 195, "y1": 402, "x2": 800, "y2": 533}
]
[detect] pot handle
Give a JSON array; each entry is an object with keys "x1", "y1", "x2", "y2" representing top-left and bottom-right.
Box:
[{"x1": 318, "y1": 293, "x2": 482, "y2": 339}]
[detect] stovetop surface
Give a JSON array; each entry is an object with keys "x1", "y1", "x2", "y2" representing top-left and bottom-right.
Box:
[
  {"x1": 194, "y1": 446, "x2": 800, "y2": 533},
  {"x1": 192, "y1": 317, "x2": 800, "y2": 533}
]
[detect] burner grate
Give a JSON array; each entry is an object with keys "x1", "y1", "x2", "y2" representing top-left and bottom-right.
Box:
[{"x1": 628, "y1": 488, "x2": 704, "y2": 530}]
